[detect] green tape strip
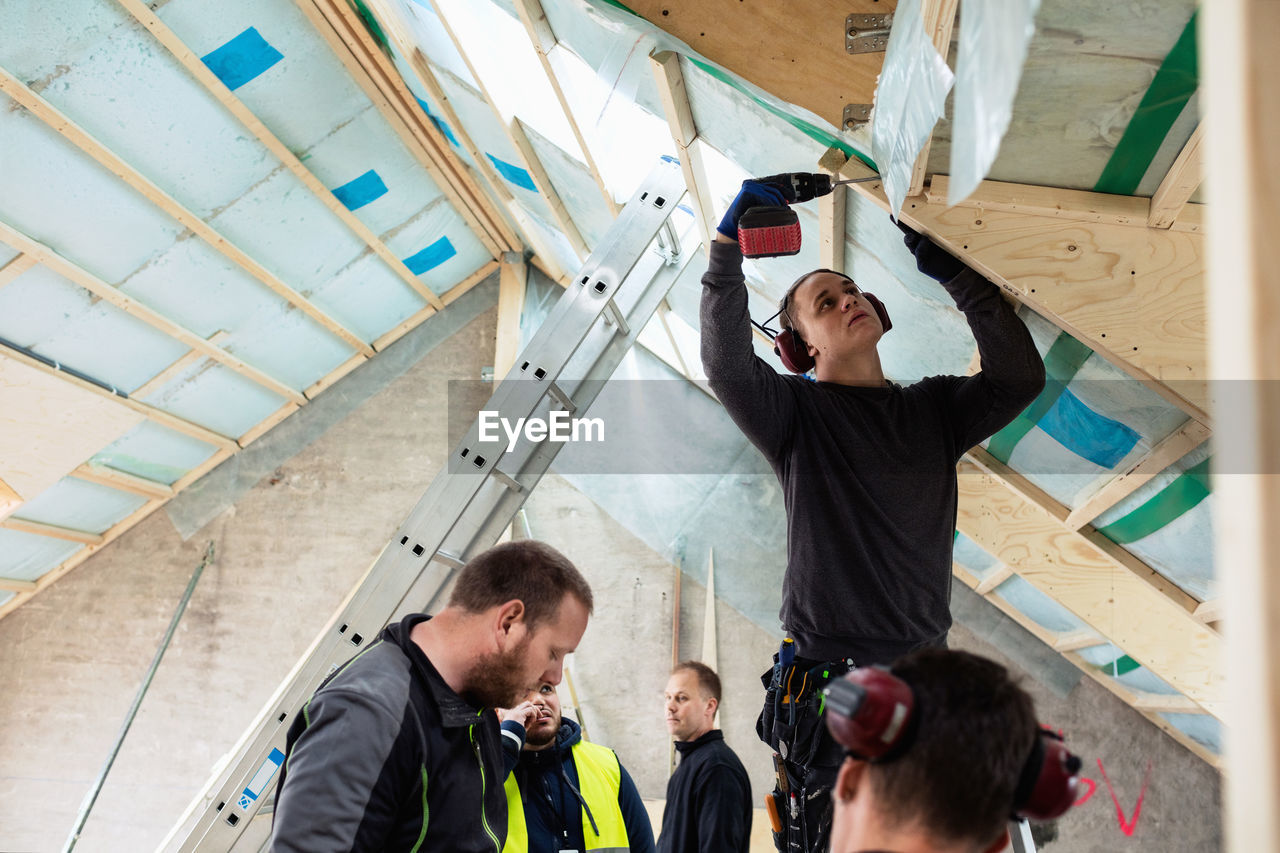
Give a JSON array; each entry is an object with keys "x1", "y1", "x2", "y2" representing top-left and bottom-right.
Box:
[
  {"x1": 1093, "y1": 11, "x2": 1198, "y2": 195},
  {"x1": 587, "y1": 0, "x2": 874, "y2": 168},
  {"x1": 1099, "y1": 654, "x2": 1142, "y2": 677},
  {"x1": 1097, "y1": 457, "x2": 1211, "y2": 545},
  {"x1": 353, "y1": 0, "x2": 390, "y2": 51},
  {"x1": 986, "y1": 332, "x2": 1093, "y2": 464}
]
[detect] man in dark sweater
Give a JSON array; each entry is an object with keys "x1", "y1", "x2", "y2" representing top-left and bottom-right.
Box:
[
  {"x1": 701, "y1": 182, "x2": 1046, "y2": 851},
  {"x1": 498, "y1": 682, "x2": 655, "y2": 852},
  {"x1": 272, "y1": 541, "x2": 593, "y2": 853},
  {"x1": 657, "y1": 661, "x2": 752, "y2": 853}
]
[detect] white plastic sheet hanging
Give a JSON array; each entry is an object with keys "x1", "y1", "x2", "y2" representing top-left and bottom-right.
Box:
[
  {"x1": 870, "y1": 0, "x2": 954, "y2": 220},
  {"x1": 947, "y1": 0, "x2": 1042, "y2": 205}
]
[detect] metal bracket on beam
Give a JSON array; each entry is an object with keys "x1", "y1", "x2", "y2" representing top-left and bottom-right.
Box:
[
  {"x1": 845, "y1": 14, "x2": 892, "y2": 54},
  {"x1": 842, "y1": 103, "x2": 873, "y2": 131}
]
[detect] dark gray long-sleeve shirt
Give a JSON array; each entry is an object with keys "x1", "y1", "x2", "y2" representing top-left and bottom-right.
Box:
[{"x1": 700, "y1": 241, "x2": 1045, "y2": 663}]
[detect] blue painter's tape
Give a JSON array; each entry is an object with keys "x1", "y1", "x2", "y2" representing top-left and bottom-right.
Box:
[
  {"x1": 201, "y1": 27, "x2": 284, "y2": 91},
  {"x1": 414, "y1": 97, "x2": 459, "y2": 146},
  {"x1": 486, "y1": 153, "x2": 538, "y2": 192},
  {"x1": 1039, "y1": 388, "x2": 1141, "y2": 469},
  {"x1": 331, "y1": 170, "x2": 388, "y2": 211},
  {"x1": 660, "y1": 154, "x2": 680, "y2": 164},
  {"x1": 403, "y1": 236, "x2": 456, "y2": 275}
]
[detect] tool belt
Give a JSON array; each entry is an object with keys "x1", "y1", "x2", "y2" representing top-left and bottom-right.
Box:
[{"x1": 756, "y1": 652, "x2": 853, "y2": 773}]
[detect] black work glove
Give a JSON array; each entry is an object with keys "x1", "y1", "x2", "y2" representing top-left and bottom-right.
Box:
[{"x1": 895, "y1": 218, "x2": 965, "y2": 284}]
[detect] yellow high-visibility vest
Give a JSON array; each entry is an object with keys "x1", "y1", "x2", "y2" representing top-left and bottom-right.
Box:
[{"x1": 502, "y1": 740, "x2": 630, "y2": 852}]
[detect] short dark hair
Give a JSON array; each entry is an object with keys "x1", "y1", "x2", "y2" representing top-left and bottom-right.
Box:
[
  {"x1": 448, "y1": 540, "x2": 593, "y2": 629},
  {"x1": 869, "y1": 649, "x2": 1037, "y2": 847},
  {"x1": 779, "y1": 268, "x2": 860, "y2": 345},
  {"x1": 672, "y1": 660, "x2": 721, "y2": 704}
]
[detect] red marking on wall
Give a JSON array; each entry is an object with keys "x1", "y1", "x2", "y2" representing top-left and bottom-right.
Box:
[
  {"x1": 1074, "y1": 775, "x2": 1097, "y2": 807},
  {"x1": 1097, "y1": 758, "x2": 1153, "y2": 837}
]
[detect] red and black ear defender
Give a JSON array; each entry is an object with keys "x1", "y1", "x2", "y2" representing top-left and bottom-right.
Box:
[
  {"x1": 823, "y1": 668, "x2": 1082, "y2": 821},
  {"x1": 772, "y1": 289, "x2": 893, "y2": 375}
]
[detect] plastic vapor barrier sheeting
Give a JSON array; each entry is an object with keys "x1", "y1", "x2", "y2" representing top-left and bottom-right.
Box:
[
  {"x1": 871, "y1": 0, "x2": 954, "y2": 218},
  {"x1": 948, "y1": 0, "x2": 1042, "y2": 205}
]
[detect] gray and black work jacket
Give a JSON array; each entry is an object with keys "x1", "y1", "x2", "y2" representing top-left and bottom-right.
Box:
[{"x1": 272, "y1": 613, "x2": 508, "y2": 852}]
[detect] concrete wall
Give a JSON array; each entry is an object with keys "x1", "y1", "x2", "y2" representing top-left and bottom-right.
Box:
[{"x1": 0, "y1": 296, "x2": 1220, "y2": 852}]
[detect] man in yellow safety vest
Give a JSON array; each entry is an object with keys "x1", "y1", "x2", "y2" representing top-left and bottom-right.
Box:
[{"x1": 499, "y1": 682, "x2": 655, "y2": 853}]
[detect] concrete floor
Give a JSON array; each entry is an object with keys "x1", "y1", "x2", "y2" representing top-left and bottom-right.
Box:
[{"x1": 0, "y1": 294, "x2": 1220, "y2": 852}]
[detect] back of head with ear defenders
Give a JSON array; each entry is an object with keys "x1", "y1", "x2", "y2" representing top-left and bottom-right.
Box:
[
  {"x1": 823, "y1": 666, "x2": 1082, "y2": 821},
  {"x1": 772, "y1": 274, "x2": 893, "y2": 374}
]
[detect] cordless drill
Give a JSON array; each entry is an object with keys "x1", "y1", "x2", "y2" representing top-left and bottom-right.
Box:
[{"x1": 737, "y1": 172, "x2": 877, "y2": 259}]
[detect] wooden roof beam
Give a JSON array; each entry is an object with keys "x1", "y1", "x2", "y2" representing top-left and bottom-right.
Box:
[
  {"x1": 508, "y1": 118, "x2": 592, "y2": 260},
  {"x1": 116, "y1": 0, "x2": 449, "y2": 311},
  {"x1": 1064, "y1": 418, "x2": 1211, "y2": 530},
  {"x1": 72, "y1": 464, "x2": 174, "y2": 501},
  {"x1": 1149, "y1": 123, "x2": 1205, "y2": 229},
  {"x1": 495, "y1": 252, "x2": 528, "y2": 379},
  {"x1": 1, "y1": 517, "x2": 104, "y2": 546},
  {"x1": 0, "y1": 253, "x2": 36, "y2": 290},
  {"x1": 650, "y1": 50, "x2": 717, "y2": 251}
]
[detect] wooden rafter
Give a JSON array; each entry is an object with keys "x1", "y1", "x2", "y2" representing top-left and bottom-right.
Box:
[
  {"x1": 404, "y1": 0, "x2": 588, "y2": 267},
  {"x1": 0, "y1": 65, "x2": 375, "y2": 357},
  {"x1": 400, "y1": 45, "x2": 569, "y2": 283},
  {"x1": 649, "y1": 50, "x2": 717, "y2": 250},
  {"x1": 0, "y1": 253, "x2": 36, "y2": 290},
  {"x1": 0, "y1": 340, "x2": 236, "y2": 452},
  {"x1": 967, "y1": 446, "x2": 1202, "y2": 614},
  {"x1": 1052, "y1": 629, "x2": 1105, "y2": 652},
  {"x1": 928, "y1": 175, "x2": 1202, "y2": 232},
  {"x1": 1, "y1": 517, "x2": 104, "y2": 546},
  {"x1": 0, "y1": 445, "x2": 233, "y2": 623},
  {"x1": 1149, "y1": 123, "x2": 1205, "y2": 229},
  {"x1": 116, "y1": 0, "x2": 450, "y2": 312},
  {"x1": 957, "y1": 458, "x2": 1221, "y2": 717},
  {"x1": 508, "y1": 118, "x2": 592, "y2": 260},
  {"x1": 0, "y1": 576, "x2": 37, "y2": 594},
  {"x1": 1064, "y1": 419, "x2": 1212, "y2": 530},
  {"x1": 495, "y1": 252, "x2": 528, "y2": 378},
  {"x1": 826, "y1": 155, "x2": 1209, "y2": 421},
  {"x1": 72, "y1": 464, "x2": 174, "y2": 501},
  {"x1": 906, "y1": 0, "x2": 960, "y2": 197},
  {"x1": 510, "y1": 0, "x2": 620, "y2": 217},
  {"x1": 131, "y1": 330, "x2": 230, "y2": 401},
  {"x1": 953, "y1": 562, "x2": 1222, "y2": 768},
  {"x1": 0, "y1": 219, "x2": 305, "y2": 405},
  {"x1": 299, "y1": 0, "x2": 520, "y2": 257},
  {"x1": 819, "y1": 181, "x2": 847, "y2": 272}
]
